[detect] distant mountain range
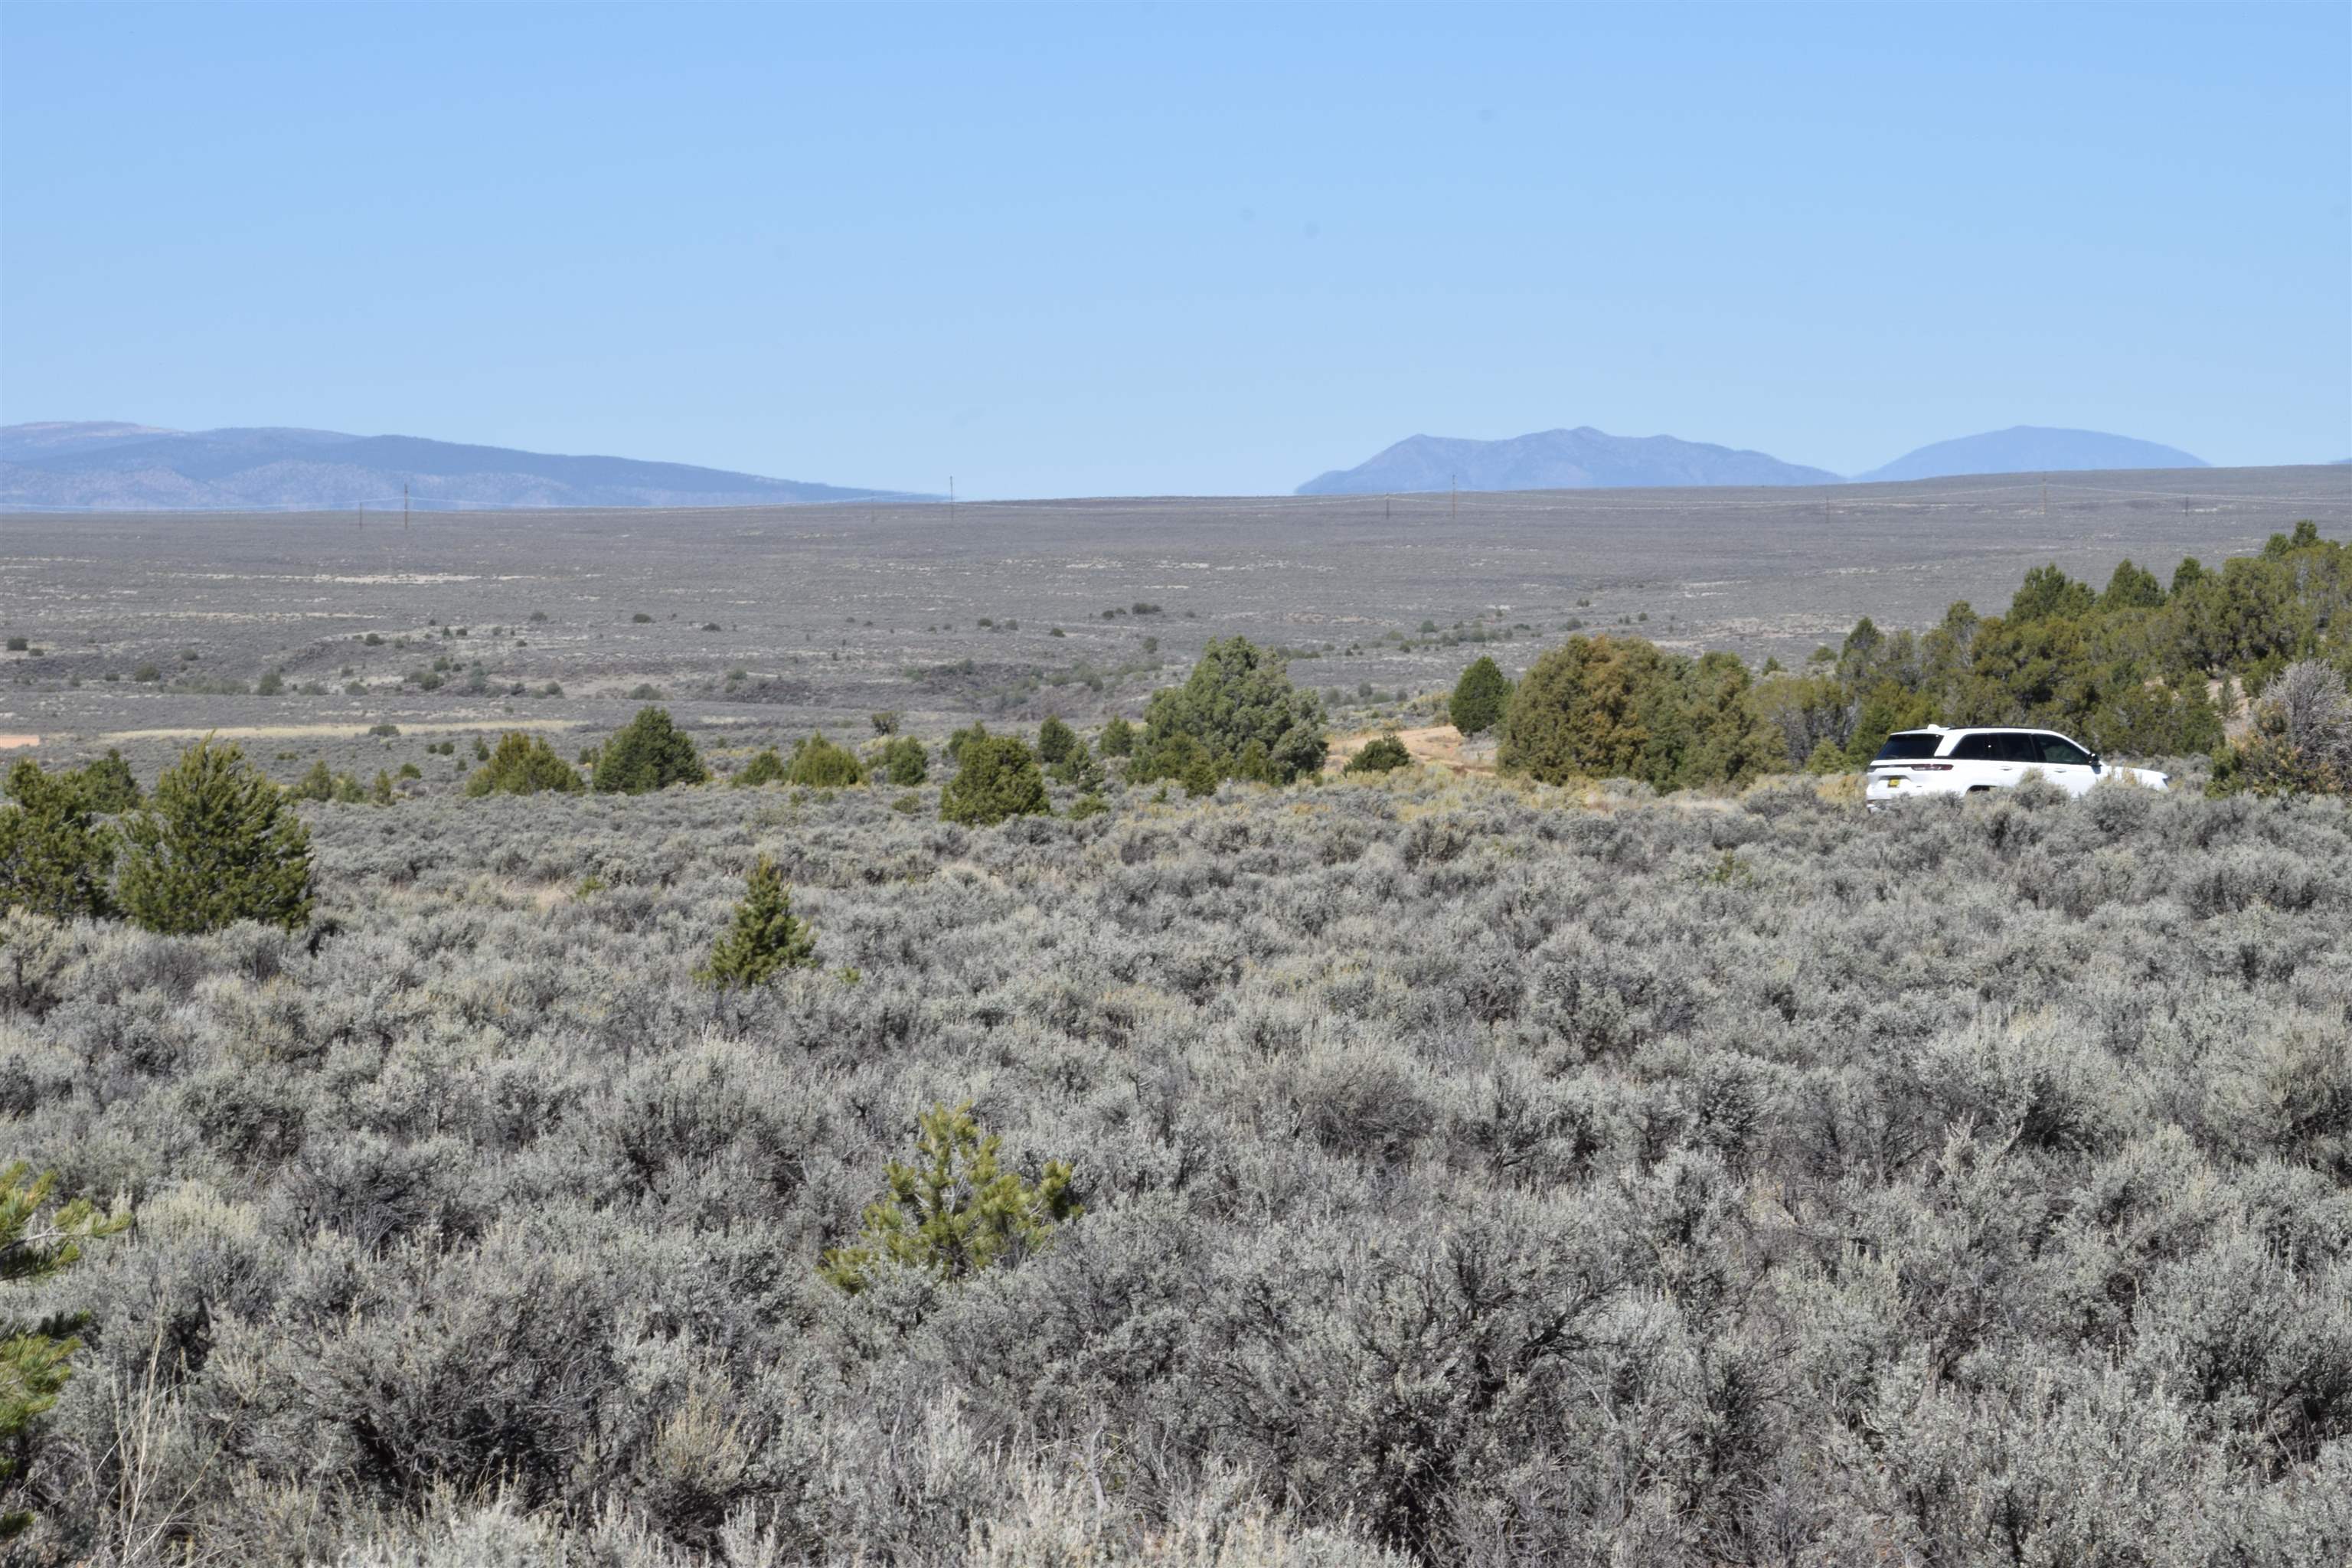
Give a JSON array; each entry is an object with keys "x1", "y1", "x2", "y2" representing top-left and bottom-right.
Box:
[
  {"x1": 1851, "y1": 426, "x2": 2208, "y2": 483},
  {"x1": 0, "y1": 423, "x2": 926, "y2": 510},
  {"x1": 1299, "y1": 423, "x2": 2213, "y2": 495},
  {"x1": 1298, "y1": 427, "x2": 1839, "y2": 495}
]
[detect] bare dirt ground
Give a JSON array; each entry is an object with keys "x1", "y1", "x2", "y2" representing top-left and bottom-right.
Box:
[
  {"x1": 1326, "y1": 723, "x2": 1498, "y2": 776},
  {"x1": 90, "y1": 717, "x2": 580, "y2": 743}
]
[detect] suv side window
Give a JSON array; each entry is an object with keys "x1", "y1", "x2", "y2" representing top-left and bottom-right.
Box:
[
  {"x1": 1994, "y1": 732, "x2": 2046, "y2": 763},
  {"x1": 2032, "y1": 734, "x2": 2092, "y2": 766},
  {"x1": 1949, "y1": 733, "x2": 2004, "y2": 761}
]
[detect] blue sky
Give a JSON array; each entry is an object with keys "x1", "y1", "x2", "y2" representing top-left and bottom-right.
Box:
[{"x1": 4, "y1": 2, "x2": 2345, "y2": 498}]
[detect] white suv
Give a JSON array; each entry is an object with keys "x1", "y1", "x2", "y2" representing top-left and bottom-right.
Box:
[{"x1": 1864, "y1": 725, "x2": 2168, "y2": 806}]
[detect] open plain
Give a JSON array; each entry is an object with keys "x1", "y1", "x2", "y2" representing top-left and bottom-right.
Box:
[
  {"x1": 7, "y1": 465, "x2": 2347, "y2": 781},
  {"x1": 3, "y1": 466, "x2": 2350, "y2": 1566}
]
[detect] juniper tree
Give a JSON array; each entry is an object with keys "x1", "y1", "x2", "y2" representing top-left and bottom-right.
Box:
[
  {"x1": 1098, "y1": 716, "x2": 1135, "y2": 758},
  {"x1": 1449, "y1": 655, "x2": 1511, "y2": 737},
  {"x1": 732, "y1": 747, "x2": 786, "y2": 788},
  {"x1": 1036, "y1": 716, "x2": 1079, "y2": 766},
  {"x1": 0, "y1": 760, "x2": 116, "y2": 920},
  {"x1": 1132, "y1": 636, "x2": 1327, "y2": 785},
  {"x1": 290, "y1": 760, "x2": 335, "y2": 802},
  {"x1": 73, "y1": 750, "x2": 141, "y2": 813},
  {"x1": 878, "y1": 736, "x2": 928, "y2": 786},
  {"x1": 0, "y1": 1163, "x2": 128, "y2": 1540},
  {"x1": 784, "y1": 733, "x2": 864, "y2": 788},
  {"x1": 592, "y1": 707, "x2": 707, "y2": 794},
  {"x1": 1499, "y1": 635, "x2": 1773, "y2": 792},
  {"x1": 1050, "y1": 745, "x2": 1104, "y2": 791},
  {"x1": 940, "y1": 733, "x2": 1050, "y2": 826},
  {"x1": 467, "y1": 732, "x2": 585, "y2": 796},
  {"x1": 116, "y1": 737, "x2": 314, "y2": 934},
  {"x1": 945, "y1": 722, "x2": 990, "y2": 766},
  {"x1": 698, "y1": 856, "x2": 817, "y2": 988},
  {"x1": 820, "y1": 1102, "x2": 1078, "y2": 1292}
]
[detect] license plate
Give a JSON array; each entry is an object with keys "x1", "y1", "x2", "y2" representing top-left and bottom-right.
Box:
[{"x1": 1883, "y1": 777, "x2": 1901, "y2": 787}]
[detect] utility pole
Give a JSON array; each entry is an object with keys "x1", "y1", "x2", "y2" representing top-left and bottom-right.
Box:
[{"x1": 403, "y1": 483, "x2": 410, "y2": 531}]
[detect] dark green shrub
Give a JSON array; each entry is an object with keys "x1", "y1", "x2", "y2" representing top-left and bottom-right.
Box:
[
  {"x1": 131, "y1": 663, "x2": 161, "y2": 683},
  {"x1": 784, "y1": 733, "x2": 865, "y2": 788},
  {"x1": 698, "y1": 857, "x2": 816, "y2": 988},
  {"x1": 820, "y1": 1102, "x2": 1078, "y2": 1292},
  {"x1": 290, "y1": 760, "x2": 335, "y2": 802},
  {"x1": 593, "y1": 707, "x2": 707, "y2": 795},
  {"x1": 1037, "y1": 716, "x2": 1079, "y2": 766},
  {"x1": 1099, "y1": 716, "x2": 1134, "y2": 757},
  {"x1": 72, "y1": 750, "x2": 141, "y2": 815},
  {"x1": 941, "y1": 734, "x2": 1050, "y2": 826},
  {"x1": 0, "y1": 761, "x2": 116, "y2": 920},
  {"x1": 1132, "y1": 637, "x2": 1326, "y2": 786},
  {"x1": 879, "y1": 736, "x2": 928, "y2": 786},
  {"x1": 946, "y1": 722, "x2": 990, "y2": 766},
  {"x1": 1346, "y1": 733, "x2": 1414, "y2": 774},
  {"x1": 1050, "y1": 746, "x2": 1104, "y2": 791},
  {"x1": 733, "y1": 748, "x2": 786, "y2": 788},
  {"x1": 118, "y1": 738, "x2": 314, "y2": 934},
  {"x1": 1501, "y1": 635, "x2": 1775, "y2": 792},
  {"x1": 467, "y1": 733, "x2": 584, "y2": 797},
  {"x1": 871, "y1": 710, "x2": 901, "y2": 736},
  {"x1": 1449, "y1": 655, "x2": 1511, "y2": 737},
  {"x1": 255, "y1": 668, "x2": 285, "y2": 696}
]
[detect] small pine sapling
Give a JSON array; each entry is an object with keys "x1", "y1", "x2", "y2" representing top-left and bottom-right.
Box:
[
  {"x1": 0, "y1": 1163, "x2": 128, "y2": 1540},
  {"x1": 821, "y1": 1102, "x2": 1079, "y2": 1292},
  {"x1": 699, "y1": 856, "x2": 817, "y2": 988}
]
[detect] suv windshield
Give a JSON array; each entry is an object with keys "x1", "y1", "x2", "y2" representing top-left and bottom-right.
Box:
[{"x1": 1873, "y1": 733, "x2": 1945, "y2": 761}]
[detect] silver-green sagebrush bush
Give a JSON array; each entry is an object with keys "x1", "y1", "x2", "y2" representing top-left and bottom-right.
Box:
[{"x1": 3, "y1": 770, "x2": 2350, "y2": 1562}]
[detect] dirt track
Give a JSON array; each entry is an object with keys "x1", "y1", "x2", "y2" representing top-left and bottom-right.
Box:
[{"x1": 88, "y1": 718, "x2": 580, "y2": 743}]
